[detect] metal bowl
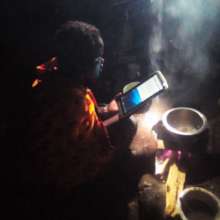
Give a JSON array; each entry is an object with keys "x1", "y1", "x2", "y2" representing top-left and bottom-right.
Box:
[
  {"x1": 162, "y1": 107, "x2": 207, "y2": 136},
  {"x1": 177, "y1": 187, "x2": 220, "y2": 220}
]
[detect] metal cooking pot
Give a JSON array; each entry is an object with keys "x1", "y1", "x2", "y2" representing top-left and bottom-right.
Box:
[
  {"x1": 162, "y1": 107, "x2": 207, "y2": 136},
  {"x1": 153, "y1": 107, "x2": 209, "y2": 153},
  {"x1": 176, "y1": 187, "x2": 220, "y2": 220}
]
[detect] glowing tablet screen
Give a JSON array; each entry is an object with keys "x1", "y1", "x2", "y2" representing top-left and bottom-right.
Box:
[{"x1": 121, "y1": 75, "x2": 163, "y2": 114}]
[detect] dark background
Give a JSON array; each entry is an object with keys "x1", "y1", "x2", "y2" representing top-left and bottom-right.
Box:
[
  {"x1": 1, "y1": 0, "x2": 155, "y2": 100},
  {"x1": 1, "y1": 0, "x2": 220, "y2": 102},
  {"x1": 1, "y1": 1, "x2": 220, "y2": 219}
]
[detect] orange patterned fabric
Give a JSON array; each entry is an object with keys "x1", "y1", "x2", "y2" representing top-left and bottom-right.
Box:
[{"x1": 27, "y1": 72, "x2": 112, "y2": 191}]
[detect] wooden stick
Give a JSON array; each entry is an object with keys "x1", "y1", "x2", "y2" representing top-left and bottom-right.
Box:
[{"x1": 165, "y1": 163, "x2": 186, "y2": 217}]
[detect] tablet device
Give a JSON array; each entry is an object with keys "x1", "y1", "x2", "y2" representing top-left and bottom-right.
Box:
[{"x1": 116, "y1": 71, "x2": 168, "y2": 118}]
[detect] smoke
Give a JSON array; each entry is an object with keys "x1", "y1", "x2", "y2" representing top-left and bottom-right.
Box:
[
  {"x1": 149, "y1": 0, "x2": 164, "y2": 71},
  {"x1": 148, "y1": 0, "x2": 220, "y2": 103}
]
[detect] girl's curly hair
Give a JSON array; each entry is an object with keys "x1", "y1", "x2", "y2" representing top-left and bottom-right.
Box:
[{"x1": 54, "y1": 21, "x2": 104, "y2": 77}]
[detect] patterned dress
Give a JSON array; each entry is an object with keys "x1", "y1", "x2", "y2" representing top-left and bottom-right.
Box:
[{"x1": 24, "y1": 60, "x2": 112, "y2": 191}]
